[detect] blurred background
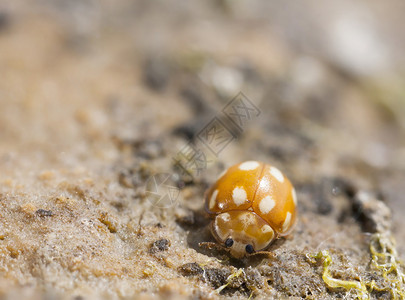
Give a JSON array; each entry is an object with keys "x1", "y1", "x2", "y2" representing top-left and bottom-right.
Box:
[{"x1": 0, "y1": 0, "x2": 404, "y2": 298}]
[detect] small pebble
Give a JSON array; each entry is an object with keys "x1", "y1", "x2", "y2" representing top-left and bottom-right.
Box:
[
  {"x1": 35, "y1": 209, "x2": 53, "y2": 217},
  {"x1": 204, "y1": 268, "x2": 231, "y2": 289},
  {"x1": 149, "y1": 238, "x2": 170, "y2": 253},
  {"x1": 178, "y1": 262, "x2": 204, "y2": 276}
]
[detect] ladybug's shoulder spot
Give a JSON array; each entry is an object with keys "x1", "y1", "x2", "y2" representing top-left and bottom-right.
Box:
[
  {"x1": 208, "y1": 189, "x2": 219, "y2": 210},
  {"x1": 206, "y1": 161, "x2": 264, "y2": 213},
  {"x1": 231, "y1": 186, "x2": 248, "y2": 206}
]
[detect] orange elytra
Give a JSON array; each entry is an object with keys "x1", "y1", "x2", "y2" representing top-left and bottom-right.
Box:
[{"x1": 204, "y1": 161, "x2": 297, "y2": 258}]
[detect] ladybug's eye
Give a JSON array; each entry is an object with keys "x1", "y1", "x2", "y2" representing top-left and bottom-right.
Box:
[
  {"x1": 245, "y1": 244, "x2": 254, "y2": 254},
  {"x1": 224, "y1": 238, "x2": 234, "y2": 247}
]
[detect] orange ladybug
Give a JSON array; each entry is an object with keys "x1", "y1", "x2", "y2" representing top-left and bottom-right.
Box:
[{"x1": 204, "y1": 161, "x2": 297, "y2": 258}]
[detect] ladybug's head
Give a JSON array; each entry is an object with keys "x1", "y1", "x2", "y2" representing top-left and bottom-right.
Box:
[{"x1": 211, "y1": 211, "x2": 275, "y2": 258}]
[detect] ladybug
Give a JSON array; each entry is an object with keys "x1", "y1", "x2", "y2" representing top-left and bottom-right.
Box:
[{"x1": 204, "y1": 161, "x2": 297, "y2": 258}]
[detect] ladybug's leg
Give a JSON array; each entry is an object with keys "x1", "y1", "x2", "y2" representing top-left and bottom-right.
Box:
[
  {"x1": 248, "y1": 250, "x2": 276, "y2": 259},
  {"x1": 198, "y1": 242, "x2": 225, "y2": 251}
]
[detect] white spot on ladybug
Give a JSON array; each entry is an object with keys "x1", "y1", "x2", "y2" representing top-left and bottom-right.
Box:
[
  {"x1": 282, "y1": 212, "x2": 292, "y2": 232},
  {"x1": 213, "y1": 217, "x2": 227, "y2": 240},
  {"x1": 232, "y1": 187, "x2": 247, "y2": 206},
  {"x1": 270, "y1": 166, "x2": 284, "y2": 183},
  {"x1": 209, "y1": 189, "x2": 219, "y2": 210},
  {"x1": 238, "y1": 212, "x2": 255, "y2": 227},
  {"x1": 259, "y1": 195, "x2": 276, "y2": 214},
  {"x1": 292, "y1": 188, "x2": 297, "y2": 206},
  {"x1": 261, "y1": 224, "x2": 274, "y2": 234},
  {"x1": 259, "y1": 177, "x2": 270, "y2": 189},
  {"x1": 239, "y1": 161, "x2": 260, "y2": 171},
  {"x1": 219, "y1": 212, "x2": 230, "y2": 222}
]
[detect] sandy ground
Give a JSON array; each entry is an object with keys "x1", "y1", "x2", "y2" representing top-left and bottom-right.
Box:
[{"x1": 0, "y1": 1, "x2": 405, "y2": 299}]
